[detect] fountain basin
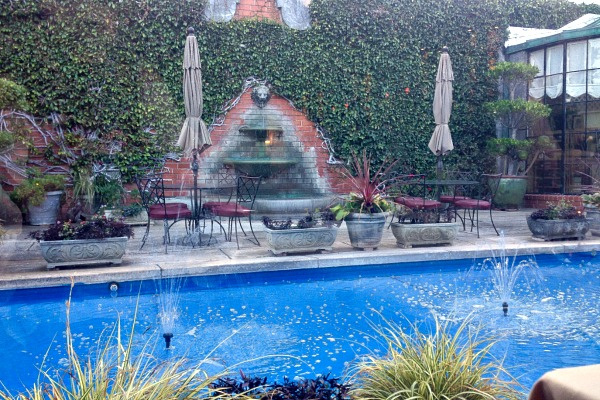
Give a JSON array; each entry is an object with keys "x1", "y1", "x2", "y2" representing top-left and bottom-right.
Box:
[
  {"x1": 254, "y1": 195, "x2": 336, "y2": 215},
  {"x1": 223, "y1": 157, "x2": 299, "y2": 177}
]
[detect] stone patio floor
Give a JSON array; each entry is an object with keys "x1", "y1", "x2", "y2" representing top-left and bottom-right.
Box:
[{"x1": 1, "y1": 209, "x2": 599, "y2": 290}]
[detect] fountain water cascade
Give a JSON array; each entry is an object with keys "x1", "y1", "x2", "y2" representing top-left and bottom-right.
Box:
[
  {"x1": 157, "y1": 278, "x2": 184, "y2": 349},
  {"x1": 201, "y1": 83, "x2": 336, "y2": 215},
  {"x1": 470, "y1": 234, "x2": 543, "y2": 317}
]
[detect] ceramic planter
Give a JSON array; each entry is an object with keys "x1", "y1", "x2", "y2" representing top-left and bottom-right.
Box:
[
  {"x1": 27, "y1": 191, "x2": 63, "y2": 225},
  {"x1": 264, "y1": 226, "x2": 339, "y2": 255},
  {"x1": 584, "y1": 205, "x2": 600, "y2": 237},
  {"x1": 526, "y1": 216, "x2": 589, "y2": 241},
  {"x1": 344, "y1": 212, "x2": 387, "y2": 250},
  {"x1": 390, "y1": 222, "x2": 460, "y2": 248},
  {"x1": 490, "y1": 176, "x2": 527, "y2": 210},
  {"x1": 39, "y1": 237, "x2": 128, "y2": 269}
]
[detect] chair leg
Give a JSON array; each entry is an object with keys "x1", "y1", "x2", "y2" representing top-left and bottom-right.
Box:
[
  {"x1": 140, "y1": 220, "x2": 151, "y2": 250},
  {"x1": 489, "y1": 207, "x2": 499, "y2": 236},
  {"x1": 234, "y1": 216, "x2": 240, "y2": 250},
  {"x1": 163, "y1": 219, "x2": 169, "y2": 253},
  {"x1": 248, "y1": 214, "x2": 260, "y2": 246}
]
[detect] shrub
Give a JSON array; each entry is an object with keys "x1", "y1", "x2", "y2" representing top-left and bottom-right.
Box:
[
  {"x1": 348, "y1": 315, "x2": 523, "y2": 400},
  {"x1": 0, "y1": 78, "x2": 28, "y2": 110}
]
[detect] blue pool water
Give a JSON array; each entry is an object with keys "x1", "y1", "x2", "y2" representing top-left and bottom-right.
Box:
[{"x1": 1, "y1": 252, "x2": 599, "y2": 392}]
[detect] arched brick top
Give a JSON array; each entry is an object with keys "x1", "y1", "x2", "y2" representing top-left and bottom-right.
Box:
[{"x1": 234, "y1": 0, "x2": 282, "y2": 23}]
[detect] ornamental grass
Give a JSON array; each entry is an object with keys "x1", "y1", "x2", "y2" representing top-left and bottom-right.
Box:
[
  {"x1": 0, "y1": 288, "x2": 243, "y2": 400},
  {"x1": 348, "y1": 315, "x2": 523, "y2": 400}
]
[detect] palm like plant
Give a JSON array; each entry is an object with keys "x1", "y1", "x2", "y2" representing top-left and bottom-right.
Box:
[{"x1": 331, "y1": 150, "x2": 398, "y2": 220}]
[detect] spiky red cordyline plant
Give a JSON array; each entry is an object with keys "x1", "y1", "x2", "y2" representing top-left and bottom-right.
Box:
[{"x1": 335, "y1": 150, "x2": 399, "y2": 216}]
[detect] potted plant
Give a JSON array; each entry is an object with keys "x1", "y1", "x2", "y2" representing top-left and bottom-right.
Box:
[
  {"x1": 94, "y1": 174, "x2": 125, "y2": 217},
  {"x1": 330, "y1": 151, "x2": 397, "y2": 250},
  {"x1": 526, "y1": 200, "x2": 588, "y2": 241},
  {"x1": 29, "y1": 215, "x2": 134, "y2": 269},
  {"x1": 389, "y1": 205, "x2": 460, "y2": 248},
  {"x1": 10, "y1": 172, "x2": 66, "y2": 225},
  {"x1": 485, "y1": 62, "x2": 552, "y2": 209},
  {"x1": 582, "y1": 192, "x2": 600, "y2": 236},
  {"x1": 262, "y1": 210, "x2": 339, "y2": 255}
]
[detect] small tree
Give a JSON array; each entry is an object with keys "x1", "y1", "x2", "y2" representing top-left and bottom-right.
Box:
[{"x1": 485, "y1": 62, "x2": 552, "y2": 176}]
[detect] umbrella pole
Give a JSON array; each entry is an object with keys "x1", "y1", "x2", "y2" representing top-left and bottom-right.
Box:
[
  {"x1": 191, "y1": 149, "x2": 199, "y2": 231},
  {"x1": 436, "y1": 155, "x2": 443, "y2": 180}
]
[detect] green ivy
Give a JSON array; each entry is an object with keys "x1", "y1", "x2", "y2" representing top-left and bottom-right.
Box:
[{"x1": 0, "y1": 0, "x2": 596, "y2": 177}]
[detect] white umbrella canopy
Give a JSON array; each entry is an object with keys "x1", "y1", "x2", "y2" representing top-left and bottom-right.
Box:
[
  {"x1": 428, "y1": 47, "x2": 454, "y2": 173},
  {"x1": 176, "y1": 27, "x2": 211, "y2": 155}
]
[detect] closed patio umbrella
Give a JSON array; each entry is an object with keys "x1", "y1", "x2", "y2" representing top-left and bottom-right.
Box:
[
  {"x1": 176, "y1": 27, "x2": 211, "y2": 155},
  {"x1": 428, "y1": 46, "x2": 454, "y2": 177}
]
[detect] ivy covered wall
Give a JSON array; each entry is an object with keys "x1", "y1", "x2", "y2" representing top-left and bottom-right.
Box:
[{"x1": 1, "y1": 0, "x2": 598, "y2": 175}]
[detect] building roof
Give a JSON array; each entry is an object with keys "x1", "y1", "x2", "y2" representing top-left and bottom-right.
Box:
[{"x1": 505, "y1": 13, "x2": 600, "y2": 54}]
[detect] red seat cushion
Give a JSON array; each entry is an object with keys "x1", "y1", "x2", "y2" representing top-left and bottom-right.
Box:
[
  {"x1": 202, "y1": 201, "x2": 228, "y2": 211},
  {"x1": 454, "y1": 199, "x2": 491, "y2": 210},
  {"x1": 395, "y1": 196, "x2": 442, "y2": 210},
  {"x1": 148, "y1": 203, "x2": 192, "y2": 219},
  {"x1": 440, "y1": 195, "x2": 471, "y2": 203},
  {"x1": 211, "y1": 203, "x2": 252, "y2": 217}
]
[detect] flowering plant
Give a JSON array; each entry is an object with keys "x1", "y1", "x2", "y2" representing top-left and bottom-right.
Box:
[
  {"x1": 330, "y1": 150, "x2": 398, "y2": 221},
  {"x1": 10, "y1": 173, "x2": 65, "y2": 207},
  {"x1": 582, "y1": 193, "x2": 600, "y2": 208},
  {"x1": 529, "y1": 200, "x2": 583, "y2": 221},
  {"x1": 29, "y1": 215, "x2": 134, "y2": 241}
]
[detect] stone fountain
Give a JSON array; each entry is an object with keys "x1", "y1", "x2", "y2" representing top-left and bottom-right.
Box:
[{"x1": 213, "y1": 84, "x2": 336, "y2": 215}]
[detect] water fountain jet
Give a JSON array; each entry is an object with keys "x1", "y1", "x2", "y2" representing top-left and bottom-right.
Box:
[{"x1": 157, "y1": 277, "x2": 184, "y2": 349}]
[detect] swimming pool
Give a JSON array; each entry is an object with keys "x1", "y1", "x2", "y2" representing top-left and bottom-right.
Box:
[{"x1": 0, "y1": 252, "x2": 599, "y2": 392}]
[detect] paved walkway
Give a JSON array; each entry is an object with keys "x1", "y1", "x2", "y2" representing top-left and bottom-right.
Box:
[{"x1": 1, "y1": 209, "x2": 599, "y2": 290}]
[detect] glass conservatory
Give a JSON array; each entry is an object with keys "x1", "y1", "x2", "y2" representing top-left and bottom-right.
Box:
[{"x1": 506, "y1": 14, "x2": 600, "y2": 194}]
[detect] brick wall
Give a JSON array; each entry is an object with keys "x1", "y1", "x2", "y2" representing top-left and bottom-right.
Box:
[
  {"x1": 234, "y1": 0, "x2": 282, "y2": 22},
  {"x1": 524, "y1": 194, "x2": 583, "y2": 211},
  {"x1": 164, "y1": 90, "x2": 348, "y2": 197}
]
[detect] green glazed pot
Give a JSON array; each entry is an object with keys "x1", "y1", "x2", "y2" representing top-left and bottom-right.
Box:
[{"x1": 490, "y1": 176, "x2": 527, "y2": 210}]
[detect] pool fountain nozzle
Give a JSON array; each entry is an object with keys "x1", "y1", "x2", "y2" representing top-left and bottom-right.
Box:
[
  {"x1": 163, "y1": 333, "x2": 173, "y2": 348},
  {"x1": 502, "y1": 301, "x2": 508, "y2": 317}
]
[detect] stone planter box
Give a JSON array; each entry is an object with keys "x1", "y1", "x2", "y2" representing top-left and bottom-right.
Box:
[
  {"x1": 345, "y1": 212, "x2": 387, "y2": 250},
  {"x1": 390, "y1": 222, "x2": 459, "y2": 248},
  {"x1": 526, "y1": 216, "x2": 589, "y2": 241},
  {"x1": 264, "y1": 226, "x2": 338, "y2": 255},
  {"x1": 39, "y1": 237, "x2": 128, "y2": 269},
  {"x1": 584, "y1": 205, "x2": 600, "y2": 237}
]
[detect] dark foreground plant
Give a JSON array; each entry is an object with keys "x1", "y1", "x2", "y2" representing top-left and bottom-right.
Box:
[
  {"x1": 348, "y1": 314, "x2": 524, "y2": 400},
  {"x1": 29, "y1": 215, "x2": 134, "y2": 241},
  {"x1": 212, "y1": 372, "x2": 351, "y2": 400}
]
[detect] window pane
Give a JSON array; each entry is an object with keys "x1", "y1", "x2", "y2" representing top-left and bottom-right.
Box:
[
  {"x1": 546, "y1": 45, "x2": 563, "y2": 75},
  {"x1": 567, "y1": 41, "x2": 587, "y2": 72},
  {"x1": 589, "y1": 38, "x2": 600, "y2": 69},
  {"x1": 530, "y1": 50, "x2": 545, "y2": 76},
  {"x1": 565, "y1": 133, "x2": 590, "y2": 193},
  {"x1": 566, "y1": 71, "x2": 586, "y2": 100},
  {"x1": 566, "y1": 102, "x2": 586, "y2": 133},
  {"x1": 529, "y1": 77, "x2": 544, "y2": 100},
  {"x1": 589, "y1": 69, "x2": 600, "y2": 100},
  {"x1": 546, "y1": 74, "x2": 563, "y2": 99},
  {"x1": 588, "y1": 101, "x2": 600, "y2": 131}
]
